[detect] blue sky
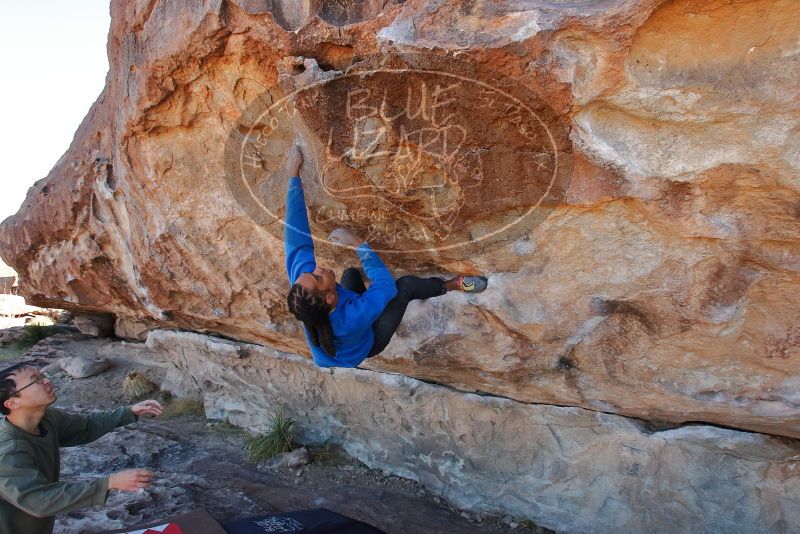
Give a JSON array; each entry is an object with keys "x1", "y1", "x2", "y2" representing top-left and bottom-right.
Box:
[{"x1": 0, "y1": 1, "x2": 111, "y2": 222}]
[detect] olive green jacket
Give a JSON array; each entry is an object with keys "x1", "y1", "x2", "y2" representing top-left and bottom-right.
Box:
[{"x1": 0, "y1": 406, "x2": 137, "y2": 534}]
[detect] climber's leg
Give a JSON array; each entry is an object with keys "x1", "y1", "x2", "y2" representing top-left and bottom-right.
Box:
[
  {"x1": 340, "y1": 267, "x2": 367, "y2": 294},
  {"x1": 367, "y1": 275, "x2": 447, "y2": 357}
]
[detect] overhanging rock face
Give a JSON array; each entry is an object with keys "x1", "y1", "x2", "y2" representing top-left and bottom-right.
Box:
[
  {"x1": 149, "y1": 329, "x2": 800, "y2": 534},
  {"x1": 1, "y1": 0, "x2": 799, "y2": 439}
]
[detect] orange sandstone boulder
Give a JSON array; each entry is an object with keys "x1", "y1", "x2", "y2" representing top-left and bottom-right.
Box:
[{"x1": 1, "y1": 0, "x2": 798, "y2": 437}]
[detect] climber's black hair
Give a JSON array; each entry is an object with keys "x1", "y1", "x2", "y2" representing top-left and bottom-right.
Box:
[{"x1": 287, "y1": 283, "x2": 336, "y2": 357}]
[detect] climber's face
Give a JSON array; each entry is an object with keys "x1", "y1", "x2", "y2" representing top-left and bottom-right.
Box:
[{"x1": 296, "y1": 266, "x2": 337, "y2": 307}]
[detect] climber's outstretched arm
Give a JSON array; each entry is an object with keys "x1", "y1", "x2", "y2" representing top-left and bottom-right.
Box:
[{"x1": 284, "y1": 146, "x2": 316, "y2": 284}]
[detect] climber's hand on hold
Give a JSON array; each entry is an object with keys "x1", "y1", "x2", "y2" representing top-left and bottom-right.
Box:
[
  {"x1": 287, "y1": 144, "x2": 304, "y2": 177},
  {"x1": 329, "y1": 227, "x2": 364, "y2": 248}
]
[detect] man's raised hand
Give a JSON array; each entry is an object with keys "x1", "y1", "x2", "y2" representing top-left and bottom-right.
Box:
[
  {"x1": 131, "y1": 399, "x2": 163, "y2": 418},
  {"x1": 108, "y1": 469, "x2": 153, "y2": 492}
]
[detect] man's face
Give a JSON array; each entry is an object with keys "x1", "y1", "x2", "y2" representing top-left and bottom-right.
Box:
[
  {"x1": 5, "y1": 367, "x2": 56, "y2": 412},
  {"x1": 296, "y1": 266, "x2": 337, "y2": 305}
]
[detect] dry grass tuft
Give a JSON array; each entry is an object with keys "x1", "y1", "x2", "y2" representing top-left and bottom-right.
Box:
[
  {"x1": 162, "y1": 398, "x2": 205, "y2": 419},
  {"x1": 16, "y1": 324, "x2": 58, "y2": 349},
  {"x1": 122, "y1": 371, "x2": 156, "y2": 400}
]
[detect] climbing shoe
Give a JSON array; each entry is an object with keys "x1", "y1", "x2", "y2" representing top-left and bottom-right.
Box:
[{"x1": 455, "y1": 275, "x2": 488, "y2": 293}]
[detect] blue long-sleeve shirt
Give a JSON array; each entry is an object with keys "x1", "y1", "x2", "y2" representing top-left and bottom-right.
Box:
[{"x1": 284, "y1": 176, "x2": 398, "y2": 367}]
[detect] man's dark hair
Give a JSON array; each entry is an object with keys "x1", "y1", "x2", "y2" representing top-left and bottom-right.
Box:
[
  {"x1": 0, "y1": 364, "x2": 26, "y2": 416},
  {"x1": 287, "y1": 283, "x2": 336, "y2": 357}
]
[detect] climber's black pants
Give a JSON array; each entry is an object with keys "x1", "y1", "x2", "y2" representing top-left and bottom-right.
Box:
[{"x1": 340, "y1": 267, "x2": 447, "y2": 358}]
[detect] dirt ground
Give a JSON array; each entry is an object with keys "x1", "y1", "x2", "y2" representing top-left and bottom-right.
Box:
[{"x1": 1, "y1": 331, "x2": 552, "y2": 533}]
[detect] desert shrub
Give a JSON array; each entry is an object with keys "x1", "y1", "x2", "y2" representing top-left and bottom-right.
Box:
[
  {"x1": 23, "y1": 323, "x2": 57, "y2": 343},
  {"x1": 246, "y1": 406, "x2": 294, "y2": 463},
  {"x1": 27, "y1": 316, "x2": 55, "y2": 327},
  {"x1": 1, "y1": 323, "x2": 61, "y2": 361},
  {"x1": 122, "y1": 371, "x2": 156, "y2": 399},
  {"x1": 5, "y1": 324, "x2": 58, "y2": 354}
]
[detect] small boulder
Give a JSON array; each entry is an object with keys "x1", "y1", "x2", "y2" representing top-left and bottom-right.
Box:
[
  {"x1": 73, "y1": 313, "x2": 114, "y2": 338},
  {"x1": 41, "y1": 361, "x2": 63, "y2": 375},
  {"x1": 263, "y1": 447, "x2": 311, "y2": 469},
  {"x1": 114, "y1": 316, "x2": 155, "y2": 341},
  {"x1": 58, "y1": 356, "x2": 110, "y2": 378}
]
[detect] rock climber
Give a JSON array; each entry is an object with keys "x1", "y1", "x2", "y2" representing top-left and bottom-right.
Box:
[
  {"x1": 0, "y1": 363, "x2": 163, "y2": 534},
  {"x1": 284, "y1": 143, "x2": 488, "y2": 368}
]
